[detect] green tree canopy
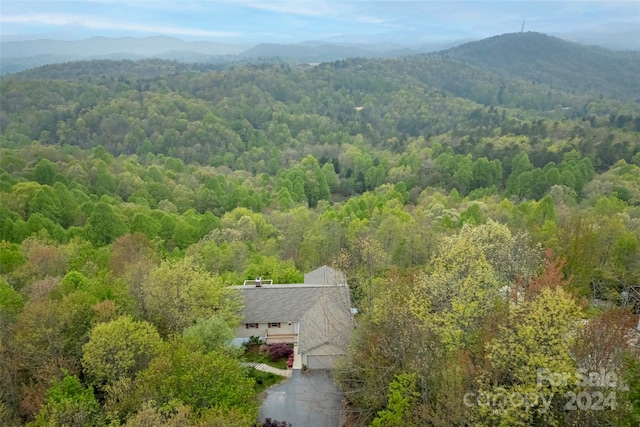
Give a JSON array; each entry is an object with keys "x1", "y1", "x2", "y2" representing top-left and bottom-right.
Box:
[
  {"x1": 84, "y1": 202, "x2": 127, "y2": 246},
  {"x1": 82, "y1": 315, "x2": 162, "y2": 389},
  {"x1": 30, "y1": 372, "x2": 103, "y2": 427},
  {"x1": 141, "y1": 257, "x2": 241, "y2": 336},
  {"x1": 136, "y1": 343, "x2": 256, "y2": 414}
]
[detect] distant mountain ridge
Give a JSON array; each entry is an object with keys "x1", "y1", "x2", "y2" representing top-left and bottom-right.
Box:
[
  {"x1": 0, "y1": 36, "x2": 435, "y2": 74},
  {"x1": 2, "y1": 28, "x2": 638, "y2": 75},
  {"x1": 0, "y1": 36, "x2": 247, "y2": 58},
  {"x1": 240, "y1": 42, "x2": 419, "y2": 62},
  {"x1": 2, "y1": 32, "x2": 639, "y2": 99},
  {"x1": 438, "y1": 32, "x2": 640, "y2": 101},
  {"x1": 0, "y1": 36, "x2": 248, "y2": 74},
  {"x1": 552, "y1": 23, "x2": 640, "y2": 51}
]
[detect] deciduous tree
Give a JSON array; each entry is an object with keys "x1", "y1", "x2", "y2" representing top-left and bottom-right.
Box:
[
  {"x1": 82, "y1": 315, "x2": 162, "y2": 389},
  {"x1": 141, "y1": 257, "x2": 241, "y2": 336},
  {"x1": 136, "y1": 343, "x2": 256, "y2": 414}
]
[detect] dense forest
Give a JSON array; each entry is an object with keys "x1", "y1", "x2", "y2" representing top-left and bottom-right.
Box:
[{"x1": 1, "y1": 32, "x2": 639, "y2": 426}]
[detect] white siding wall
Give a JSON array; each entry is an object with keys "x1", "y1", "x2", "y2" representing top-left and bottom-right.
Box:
[
  {"x1": 267, "y1": 322, "x2": 295, "y2": 335},
  {"x1": 234, "y1": 325, "x2": 267, "y2": 340},
  {"x1": 234, "y1": 322, "x2": 297, "y2": 340}
]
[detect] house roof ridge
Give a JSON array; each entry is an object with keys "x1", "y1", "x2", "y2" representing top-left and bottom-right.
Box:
[{"x1": 230, "y1": 283, "x2": 347, "y2": 289}]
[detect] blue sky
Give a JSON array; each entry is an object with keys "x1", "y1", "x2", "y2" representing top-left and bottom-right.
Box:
[{"x1": 1, "y1": 1, "x2": 639, "y2": 44}]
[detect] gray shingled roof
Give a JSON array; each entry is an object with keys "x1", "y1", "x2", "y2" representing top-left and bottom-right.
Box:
[
  {"x1": 234, "y1": 284, "x2": 352, "y2": 324},
  {"x1": 298, "y1": 291, "x2": 353, "y2": 354},
  {"x1": 304, "y1": 265, "x2": 346, "y2": 285}
]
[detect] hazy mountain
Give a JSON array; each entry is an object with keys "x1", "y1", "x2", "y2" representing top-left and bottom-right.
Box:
[
  {"x1": 552, "y1": 23, "x2": 640, "y2": 51},
  {"x1": 1, "y1": 55, "x2": 81, "y2": 75},
  {"x1": 0, "y1": 36, "x2": 248, "y2": 73},
  {"x1": 4, "y1": 58, "x2": 230, "y2": 81},
  {"x1": 2, "y1": 31, "x2": 638, "y2": 76},
  {"x1": 0, "y1": 52, "x2": 149, "y2": 75},
  {"x1": 0, "y1": 36, "x2": 423, "y2": 73},
  {"x1": 439, "y1": 32, "x2": 640, "y2": 101},
  {"x1": 149, "y1": 51, "x2": 241, "y2": 64},
  {"x1": 1, "y1": 36, "x2": 247, "y2": 58},
  {"x1": 321, "y1": 28, "x2": 478, "y2": 48},
  {"x1": 239, "y1": 42, "x2": 418, "y2": 62}
]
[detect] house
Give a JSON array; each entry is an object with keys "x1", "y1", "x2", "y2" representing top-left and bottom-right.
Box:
[
  {"x1": 232, "y1": 266, "x2": 353, "y2": 370},
  {"x1": 304, "y1": 265, "x2": 347, "y2": 286}
]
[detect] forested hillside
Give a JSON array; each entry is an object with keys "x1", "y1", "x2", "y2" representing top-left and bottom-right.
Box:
[
  {"x1": 1, "y1": 32, "x2": 639, "y2": 426},
  {"x1": 441, "y1": 32, "x2": 640, "y2": 101}
]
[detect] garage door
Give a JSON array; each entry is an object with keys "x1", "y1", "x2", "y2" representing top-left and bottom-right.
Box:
[{"x1": 306, "y1": 355, "x2": 338, "y2": 370}]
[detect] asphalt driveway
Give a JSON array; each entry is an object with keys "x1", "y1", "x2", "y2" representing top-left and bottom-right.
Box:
[{"x1": 258, "y1": 370, "x2": 342, "y2": 427}]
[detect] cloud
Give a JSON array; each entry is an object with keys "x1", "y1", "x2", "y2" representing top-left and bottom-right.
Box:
[
  {"x1": 1, "y1": 13, "x2": 240, "y2": 38},
  {"x1": 233, "y1": 0, "x2": 347, "y2": 18},
  {"x1": 1, "y1": 1, "x2": 636, "y2": 43},
  {"x1": 355, "y1": 15, "x2": 391, "y2": 25},
  {"x1": 122, "y1": 1, "x2": 208, "y2": 13}
]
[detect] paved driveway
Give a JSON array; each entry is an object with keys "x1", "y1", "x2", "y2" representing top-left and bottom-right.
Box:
[{"x1": 258, "y1": 370, "x2": 342, "y2": 427}]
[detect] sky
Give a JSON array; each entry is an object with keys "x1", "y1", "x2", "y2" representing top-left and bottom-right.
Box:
[{"x1": 1, "y1": 1, "x2": 639, "y2": 44}]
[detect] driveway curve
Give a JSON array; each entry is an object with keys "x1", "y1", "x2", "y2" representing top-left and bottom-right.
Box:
[{"x1": 258, "y1": 370, "x2": 342, "y2": 427}]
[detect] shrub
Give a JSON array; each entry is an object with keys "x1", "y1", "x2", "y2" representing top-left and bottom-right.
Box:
[
  {"x1": 243, "y1": 336, "x2": 263, "y2": 351},
  {"x1": 268, "y1": 343, "x2": 292, "y2": 361},
  {"x1": 262, "y1": 418, "x2": 292, "y2": 427},
  {"x1": 247, "y1": 336, "x2": 263, "y2": 346}
]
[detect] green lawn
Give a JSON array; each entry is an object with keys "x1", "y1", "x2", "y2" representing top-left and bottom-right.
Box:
[
  {"x1": 247, "y1": 367, "x2": 286, "y2": 394},
  {"x1": 242, "y1": 344, "x2": 293, "y2": 370},
  {"x1": 242, "y1": 349, "x2": 289, "y2": 370}
]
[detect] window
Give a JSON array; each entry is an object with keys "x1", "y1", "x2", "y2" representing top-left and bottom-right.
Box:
[
  {"x1": 268, "y1": 322, "x2": 281, "y2": 328},
  {"x1": 245, "y1": 323, "x2": 259, "y2": 329}
]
